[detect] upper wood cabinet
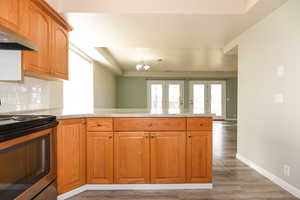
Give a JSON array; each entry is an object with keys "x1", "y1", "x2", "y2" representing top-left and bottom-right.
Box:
[
  {"x1": 51, "y1": 20, "x2": 69, "y2": 80},
  {"x1": 0, "y1": 0, "x2": 21, "y2": 33},
  {"x1": 150, "y1": 132, "x2": 186, "y2": 184},
  {"x1": 22, "y1": 1, "x2": 51, "y2": 76},
  {"x1": 56, "y1": 119, "x2": 86, "y2": 194},
  {"x1": 22, "y1": 0, "x2": 72, "y2": 80},
  {"x1": 187, "y1": 131, "x2": 212, "y2": 183},
  {"x1": 114, "y1": 132, "x2": 150, "y2": 184},
  {"x1": 87, "y1": 132, "x2": 114, "y2": 184}
]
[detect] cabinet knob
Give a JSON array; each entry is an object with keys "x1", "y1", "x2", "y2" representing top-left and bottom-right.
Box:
[
  {"x1": 199, "y1": 123, "x2": 204, "y2": 126},
  {"x1": 107, "y1": 136, "x2": 112, "y2": 139},
  {"x1": 97, "y1": 123, "x2": 102, "y2": 127},
  {"x1": 188, "y1": 135, "x2": 192, "y2": 138}
]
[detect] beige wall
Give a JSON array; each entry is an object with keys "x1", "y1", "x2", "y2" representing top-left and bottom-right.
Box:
[
  {"x1": 93, "y1": 62, "x2": 117, "y2": 108},
  {"x1": 230, "y1": 0, "x2": 300, "y2": 190}
]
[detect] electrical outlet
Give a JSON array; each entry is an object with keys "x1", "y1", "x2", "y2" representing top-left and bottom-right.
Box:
[{"x1": 284, "y1": 165, "x2": 290, "y2": 177}]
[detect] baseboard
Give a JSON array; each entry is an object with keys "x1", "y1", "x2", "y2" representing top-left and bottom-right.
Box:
[
  {"x1": 236, "y1": 153, "x2": 300, "y2": 199},
  {"x1": 226, "y1": 118, "x2": 237, "y2": 121},
  {"x1": 57, "y1": 183, "x2": 213, "y2": 200}
]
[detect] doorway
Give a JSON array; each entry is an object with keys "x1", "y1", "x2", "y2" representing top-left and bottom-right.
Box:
[
  {"x1": 189, "y1": 81, "x2": 226, "y2": 119},
  {"x1": 147, "y1": 80, "x2": 184, "y2": 113}
]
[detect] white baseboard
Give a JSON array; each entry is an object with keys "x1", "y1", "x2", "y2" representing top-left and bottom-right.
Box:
[
  {"x1": 236, "y1": 153, "x2": 300, "y2": 199},
  {"x1": 57, "y1": 183, "x2": 213, "y2": 200},
  {"x1": 226, "y1": 118, "x2": 237, "y2": 121}
]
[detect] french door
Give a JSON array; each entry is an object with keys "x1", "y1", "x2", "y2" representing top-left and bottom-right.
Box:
[
  {"x1": 147, "y1": 80, "x2": 184, "y2": 113},
  {"x1": 189, "y1": 81, "x2": 226, "y2": 119}
]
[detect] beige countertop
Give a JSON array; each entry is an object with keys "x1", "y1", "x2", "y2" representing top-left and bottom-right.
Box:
[{"x1": 2, "y1": 108, "x2": 216, "y2": 120}]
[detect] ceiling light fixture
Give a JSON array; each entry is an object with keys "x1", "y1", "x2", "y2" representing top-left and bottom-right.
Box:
[{"x1": 136, "y1": 63, "x2": 151, "y2": 71}]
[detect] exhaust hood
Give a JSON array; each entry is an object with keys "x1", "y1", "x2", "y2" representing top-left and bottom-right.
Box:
[{"x1": 0, "y1": 27, "x2": 37, "y2": 51}]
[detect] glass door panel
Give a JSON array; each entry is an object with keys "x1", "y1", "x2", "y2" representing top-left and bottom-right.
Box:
[
  {"x1": 211, "y1": 84, "x2": 222, "y2": 116},
  {"x1": 147, "y1": 80, "x2": 184, "y2": 113},
  {"x1": 167, "y1": 81, "x2": 184, "y2": 114},
  {"x1": 192, "y1": 84, "x2": 205, "y2": 114},
  {"x1": 150, "y1": 84, "x2": 163, "y2": 113},
  {"x1": 189, "y1": 81, "x2": 226, "y2": 119}
]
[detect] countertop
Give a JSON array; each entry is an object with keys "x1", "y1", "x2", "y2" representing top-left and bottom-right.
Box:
[{"x1": 2, "y1": 108, "x2": 216, "y2": 120}]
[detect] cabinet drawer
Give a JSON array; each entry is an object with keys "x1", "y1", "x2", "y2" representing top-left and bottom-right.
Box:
[
  {"x1": 114, "y1": 118, "x2": 186, "y2": 131},
  {"x1": 187, "y1": 118, "x2": 212, "y2": 131},
  {"x1": 87, "y1": 118, "x2": 113, "y2": 132}
]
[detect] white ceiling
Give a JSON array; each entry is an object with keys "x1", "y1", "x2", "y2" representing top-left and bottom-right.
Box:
[
  {"x1": 106, "y1": 48, "x2": 237, "y2": 72},
  {"x1": 58, "y1": 0, "x2": 287, "y2": 73}
]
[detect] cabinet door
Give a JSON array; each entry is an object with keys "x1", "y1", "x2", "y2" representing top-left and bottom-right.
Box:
[
  {"x1": 114, "y1": 132, "x2": 150, "y2": 184},
  {"x1": 22, "y1": 2, "x2": 51, "y2": 75},
  {"x1": 87, "y1": 132, "x2": 113, "y2": 184},
  {"x1": 52, "y1": 20, "x2": 69, "y2": 80},
  {"x1": 57, "y1": 119, "x2": 86, "y2": 194},
  {"x1": 0, "y1": 0, "x2": 20, "y2": 32},
  {"x1": 150, "y1": 132, "x2": 186, "y2": 183},
  {"x1": 187, "y1": 131, "x2": 212, "y2": 183}
]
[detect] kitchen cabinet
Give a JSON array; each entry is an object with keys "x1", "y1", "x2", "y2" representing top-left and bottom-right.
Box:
[
  {"x1": 51, "y1": 20, "x2": 69, "y2": 80},
  {"x1": 114, "y1": 132, "x2": 150, "y2": 184},
  {"x1": 187, "y1": 131, "x2": 212, "y2": 183},
  {"x1": 22, "y1": 1, "x2": 51, "y2": 76},
  {"x1": 0, "y1": 0, "x2": 21, "y2": 33},
  {"x1": 56, "y1": 119, "x2": 86, "y2": 194},
  {"x1": 57, "y1": 117, "x2": 213, "y2": 194},
  {"x1": 22, "y1": 0, "x2": 72, "y2": 80},
  {"x1": 150, "y1": 132, "x2": 186, "y2": 183},
  {"x1": 87, "y1": 132, "x2": 113, "y2": 184}
]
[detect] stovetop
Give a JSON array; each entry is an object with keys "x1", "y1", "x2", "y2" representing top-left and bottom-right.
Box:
[{"x1": 0, "y1": 115, "x2": 58, "y2": 142}]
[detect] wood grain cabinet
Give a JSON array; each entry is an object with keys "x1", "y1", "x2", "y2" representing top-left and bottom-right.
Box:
[
  {"x1": 56, "y1": 119, "x2": 86, "y2": 194},
  {"x1": 150, "y1": 132, "x2": 186, "y2": 183},
  {"x1": 114, "y1": 132, "x2": 150, "y2": 184},
  {"x1": 87, "y1": 132, "x2": 113, "y2": 184},
  {"x1": 22, "y1": 1, "x2": 51, "y2": 76},
  {"x1": 187, "y1": 131, "x2": 212, "y2": 183},
  {"x1": 51, "y1": 20, "x2": 69, "y2": 79},
  {"x1": 22, "y1": 0, "x2": 72, "y2": 80},
  {"x1": 0, "y1": 0, "x2": 21, "y2": 33}
]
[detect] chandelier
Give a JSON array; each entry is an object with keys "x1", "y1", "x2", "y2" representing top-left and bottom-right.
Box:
[{"x1": 136, "y1": 62, "x2": 150, "y2": 71}]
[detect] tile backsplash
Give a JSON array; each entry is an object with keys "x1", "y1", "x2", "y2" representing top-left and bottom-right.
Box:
[{"x1": 0, "y1": 77, "x2": 63, "y2": 113}]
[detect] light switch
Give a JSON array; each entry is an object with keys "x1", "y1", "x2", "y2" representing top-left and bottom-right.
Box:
[
  {"x1": 277, "y1": 65, "x2": 285, "y2": 77},
  {"x1": 274, "y1": 93, "x2": 284, "y2": 104}
]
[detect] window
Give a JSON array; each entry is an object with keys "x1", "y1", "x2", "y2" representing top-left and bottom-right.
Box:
[
  {"x1": 189, "y1": 81, "x2": 226, "y2": 119},
  {"x1": 63, "y1": 49, "x2": 94, "y2": 112},
  {"x1": 147, "y1": 80, "x2": 184, "y2": 113}
]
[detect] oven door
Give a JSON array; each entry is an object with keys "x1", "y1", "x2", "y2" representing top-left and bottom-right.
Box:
[{"x1": 0, "y1": 129, "x2": 56, "y2": 200}]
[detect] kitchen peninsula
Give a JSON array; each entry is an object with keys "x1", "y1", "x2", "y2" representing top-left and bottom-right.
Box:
[{"x1": 29, "y1": 109, "x2": 213, "y2": 199}]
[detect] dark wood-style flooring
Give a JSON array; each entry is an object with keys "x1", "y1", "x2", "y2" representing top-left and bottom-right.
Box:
[{"x1": 67, "y1": 121, "x2": 298, "y2": 200}]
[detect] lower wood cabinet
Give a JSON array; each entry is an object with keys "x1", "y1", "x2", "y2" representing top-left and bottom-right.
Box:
[
  {"x1": 87, "y1": 132, "x2": 113, "y2": 184},
  {"x1": 150, "y1": 132, "x2": 186, "y2": 183},
  {"x1": 58, "y1": 117, "x2": 213, "y2": 194},
  {"x1": 114, "y1": 132, "x2": 150, "y2": 184},
  {"x1": 56, "y1": 119, "x2": 86, "y2": 194},
  {"x1": 187, "y1": 131, "x2": 212, "y2": 183}
]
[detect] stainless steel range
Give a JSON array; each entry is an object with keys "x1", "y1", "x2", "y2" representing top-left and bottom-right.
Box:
[{"x1": 0, "y1": 115, "x2": 58, "y2": 200}]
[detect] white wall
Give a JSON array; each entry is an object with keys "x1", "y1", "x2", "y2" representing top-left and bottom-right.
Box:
[
  {"x1": 93, "y1": 62, "x2": 117, "y2": 108},
  {"x1": 0, "y1": 77, "x2": 63, "y2": 113},
  {"x1": 229, "y1": 0, "x2": 300, "y2": 190}
]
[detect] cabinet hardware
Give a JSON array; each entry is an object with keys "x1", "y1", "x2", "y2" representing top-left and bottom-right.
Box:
[
  {"x1": 199, "y1": 123, "x2": 204, "y2": 126},
  {"x1": 97, "y1": 123, "x2": 102, "y2": 127},
  {"x1": 148, "y1": 123, "x2": 153, "y2": 127},
  {"x1": 188, "y1": 135, "x2": 192, "y2": 138},
  {"x1": 151, "y1": 136, "x2": 156, "y2": 139},
  {"x1": 107, "y1": 136, "x2": 112, "y2": 139}
]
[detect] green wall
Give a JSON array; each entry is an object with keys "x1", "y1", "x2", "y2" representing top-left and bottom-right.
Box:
[{"x1": 117, "y1": 77, "x2": 237, "y2": 119}]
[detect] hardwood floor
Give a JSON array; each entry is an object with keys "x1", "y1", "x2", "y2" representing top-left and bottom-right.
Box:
[{"x1": 67, "y1": 121, "x2": 298, "y2": 200}]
